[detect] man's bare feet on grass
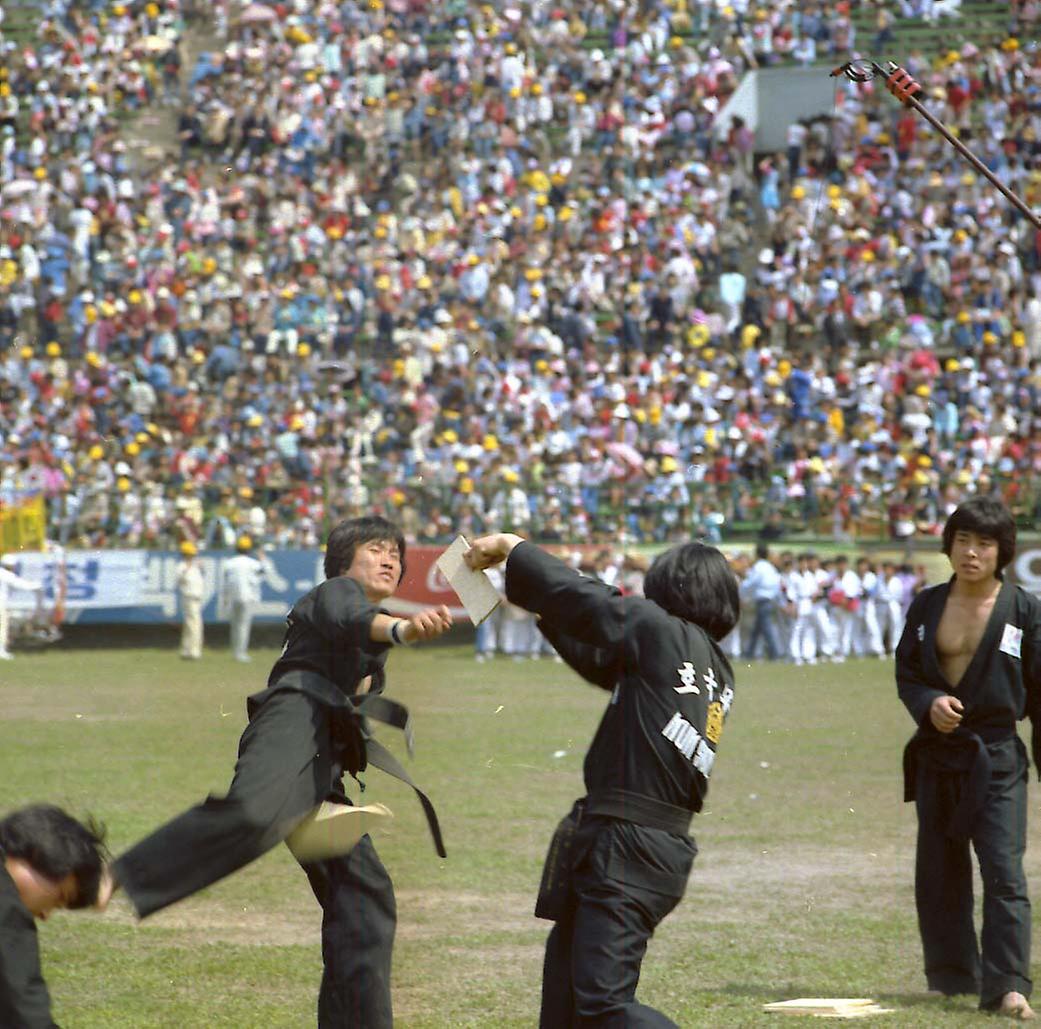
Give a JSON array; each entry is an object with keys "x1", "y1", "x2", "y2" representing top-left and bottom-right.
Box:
[{"x1": 999, "y1": 992, "x2": 1035, "y2": 1020}]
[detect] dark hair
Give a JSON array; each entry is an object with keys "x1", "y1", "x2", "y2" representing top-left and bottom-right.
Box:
[
  {"x1": 643, "y1": 542, "x2": 740, "y2": 641},
  {"x1": 942, "y1": 496, "x2": 1017, "y2": 572},
  {"x1": 0, "y1": 804, "x2": 108, "y2": 909},
  {"x1": 324, "y1": 516, "x2": 407, "y2": 581},
  {"x1": 754, "y1": 541, "x2": 769, "y2": 560}
]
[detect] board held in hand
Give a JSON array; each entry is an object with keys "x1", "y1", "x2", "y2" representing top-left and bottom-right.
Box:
[{"x1": 436, "y1": 535, "x2": 502, "y2": 625}]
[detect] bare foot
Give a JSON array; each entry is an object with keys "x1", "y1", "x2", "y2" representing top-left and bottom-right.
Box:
[
  {"x1": 93, "y1": 867, "x2": 117, "y2": 911},
  {"x1": 999, "y1": 992, "x2": 1036, "y2": 1020}
]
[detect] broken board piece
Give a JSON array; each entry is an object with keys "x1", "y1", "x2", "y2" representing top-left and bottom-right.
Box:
[{"x1": 763, "y1": 998, "x2": 893, "y2": 1019}]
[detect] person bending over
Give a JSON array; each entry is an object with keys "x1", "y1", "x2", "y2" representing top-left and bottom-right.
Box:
[
  {"x1": 1, "y1": 804, "x2": 107, "y2": 1028},
  {"x1": 466, "y1": 533, "x2": 740, "y2": 1027}
]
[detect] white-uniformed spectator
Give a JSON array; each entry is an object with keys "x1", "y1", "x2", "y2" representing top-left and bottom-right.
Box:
[
  {"x1": 831, "y1": 555, "x2": 863, "y2": 662},
  {"x1": 787, "y1": 553, "x2": 820, "y2": 665},
  {"x1": 0, "y1": 556, "x2": 44, "y2": 660},
  {"x1": 175, "y1": 540, "x2": 205, "y2": 661},
  {"x1": 220, "y1": 534, "x2": 266, "y2": 663},
  {"x1": 855, "y1": 557, "x2": 886, "y2": 659}
]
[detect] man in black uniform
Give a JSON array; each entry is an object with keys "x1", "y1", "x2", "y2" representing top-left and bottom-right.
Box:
[
  {"x1": 896, "y1": 497, "x2": 1041, "y2": 1020},
  {"x1": 1, "y1": 804, "x2": 108, "y2": 1028},
  {"x1": 466, "y1": 532, "x2": 740, "y2": 1027},
  {"x1": 100, "y1": 516, "x2": 452, "y2": 1028}
]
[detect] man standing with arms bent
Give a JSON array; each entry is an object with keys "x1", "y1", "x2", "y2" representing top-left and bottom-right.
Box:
[{"x1": 896, "y1": 497, "x2": 1041, "y2": 1020}]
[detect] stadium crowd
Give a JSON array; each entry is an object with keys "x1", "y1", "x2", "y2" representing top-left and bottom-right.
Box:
[{"x1": 1, "y1": 0, "x2": 1041, "y2": 553}]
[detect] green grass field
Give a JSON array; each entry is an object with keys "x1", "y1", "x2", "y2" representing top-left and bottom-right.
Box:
[{"x1": 2, "y1": 640, "x2": 1034, "y2": 1026}]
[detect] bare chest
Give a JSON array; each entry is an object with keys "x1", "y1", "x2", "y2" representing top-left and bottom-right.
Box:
[{"x1": 935, "y1": 595, "x2": 997, "y2": 685}]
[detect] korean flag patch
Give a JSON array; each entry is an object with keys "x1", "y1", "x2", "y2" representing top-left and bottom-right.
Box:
[{"x1": 1000, "y1": 623, "x2": 1023, "y2": 660}]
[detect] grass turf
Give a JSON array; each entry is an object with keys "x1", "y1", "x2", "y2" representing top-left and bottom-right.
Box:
[{"x1": 1, "y1": 642, "x2": 1033, "y2": 1026}]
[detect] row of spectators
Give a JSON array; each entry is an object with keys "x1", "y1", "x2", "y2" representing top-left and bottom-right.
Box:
[
  {"x1": 1, "y1": 0, "x2": 1040, "y2": 552},
  {"x1": 475, "y1": 542, "x2": 933, "y2": 665}
]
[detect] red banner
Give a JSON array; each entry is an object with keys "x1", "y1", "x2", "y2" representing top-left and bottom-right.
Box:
[{"x1": 384, "y1": 545, "x2": 463, "y2": 618}]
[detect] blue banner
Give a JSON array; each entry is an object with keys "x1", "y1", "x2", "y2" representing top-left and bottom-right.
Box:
[{"x1": 56, "y1": 549, "x2": 325, "y2": 626}]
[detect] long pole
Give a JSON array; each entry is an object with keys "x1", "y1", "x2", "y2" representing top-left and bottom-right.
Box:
[{"x1": 833, "y1": 60, "x2": 1041, "y2": 230}]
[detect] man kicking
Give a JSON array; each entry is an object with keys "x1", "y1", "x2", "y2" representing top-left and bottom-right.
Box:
[{"x1": 99, "y1": 516, "x2": 451, "y2": 1028}]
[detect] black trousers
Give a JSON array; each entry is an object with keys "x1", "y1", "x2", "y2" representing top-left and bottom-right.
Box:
[
  {"x1": 113, "y1": 690, "x2": 396, "y2": 1028},
  {"x1": 539, "y1": 815, "x2": 695, "y2": 1028},
  {"x1": 914, "y1": 735, "x2": 1032, "y2": 1010}
]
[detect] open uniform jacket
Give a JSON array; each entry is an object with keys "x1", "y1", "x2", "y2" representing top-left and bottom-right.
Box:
[
  {"x1": 262, "y1": 576, "x2": 391, "y2": 705},
  {"x1": 505, "y1": 542, "x2": 735, "y2": 814},
  {"x1": 0, "y1": 859, "x2": 58, "y2": 1029},
  {"x1": 896, "y1": 577, "x2": 1041, "y2": 833}
]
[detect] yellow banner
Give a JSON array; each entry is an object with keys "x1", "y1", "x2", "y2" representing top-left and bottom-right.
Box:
[{"x1": 0, "y1": 495, "x2": 46, "y2": 554}]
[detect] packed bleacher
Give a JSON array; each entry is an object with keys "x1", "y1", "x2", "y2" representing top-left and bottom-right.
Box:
[{"x1": 1, "y1": 0, "x2": 1040, "y2": 552}]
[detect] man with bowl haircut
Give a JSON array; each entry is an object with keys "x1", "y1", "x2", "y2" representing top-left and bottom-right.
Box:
[
  {"x1": 101, "y1": 516, "x2": 452, "y2": 1028},
  {"x1": 0, "y1": 804, "x2": 108, "y2": 1027},
  {"x1": 896, "y1": 496, "x2": 1041, "y2": 1020},
  {"x1": 466, "y1": 533, "x2": 740, "y2": 1027}
]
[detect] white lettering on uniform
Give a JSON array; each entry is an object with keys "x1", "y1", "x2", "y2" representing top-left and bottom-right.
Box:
[
  {"x1": 693, "y1": 743, "x2": 715, "y2": 777},
  {"x1": 661, "y1": 711, "x2": 716, "y2": 777},
  {"x1": 720, "y1": 685, "x2": 734, "y2": 715},
  {"x1": 703, "y1": 666, "x2": 718, "y2": 699},
  {"x1": 674, "y1": 662, "x2": 700, "y2": 694}
]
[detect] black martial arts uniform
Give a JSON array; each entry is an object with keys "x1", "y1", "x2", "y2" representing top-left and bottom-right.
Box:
[
  {"x1": 505, "y1": 542, "x2": 735, "y2": 1028},
  {"x1": 896, "y1": 577, "x2": 1041, "y2": 1010},
  {"x1": 114, "y1": 575, "x2": 432, "y2": 1029},
  {"x1": 0, "y1": 859, "x2": 58, "y2": 1028}
]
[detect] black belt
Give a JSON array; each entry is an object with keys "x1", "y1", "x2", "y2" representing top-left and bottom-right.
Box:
[
  {"x1": 584, "y1": 788, "x2": 693, "y2": 836},
  {"x1": 259, "y1": 671, "x2": 446, "y2": 858}
]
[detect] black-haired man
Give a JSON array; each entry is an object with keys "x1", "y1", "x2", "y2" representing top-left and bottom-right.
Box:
[
  {"x1": 897, "y1": 497, "x2": 1041, "y2": 1019},
  {"x1": 1, "y1": 804, "x2": 108, "y2": 1027},
  {"x1": 102, "y1": 516, "x2": 452, "y2": 1028},
  {"x1": 466, "y1": 533, "x2": 740, "y2": 1027}
]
